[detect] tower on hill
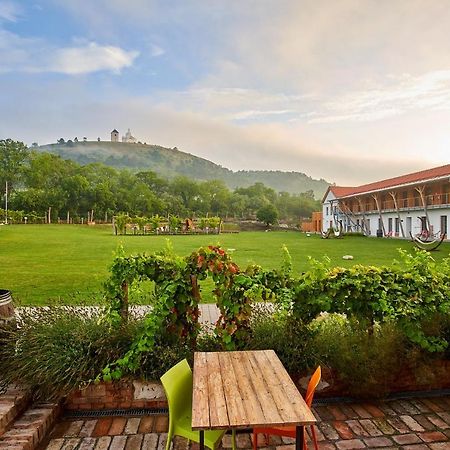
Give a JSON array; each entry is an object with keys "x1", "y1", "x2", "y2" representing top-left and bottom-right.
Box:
[
  {"x1": 122, "y1": 128, "x2": 137, "y2": 143},
  {"x1": 111, "y1": 129, "x2": 119, "y2": 142}
]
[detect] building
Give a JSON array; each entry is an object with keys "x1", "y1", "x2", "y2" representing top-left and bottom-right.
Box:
[
  {"x1": 122, "y1": 128, "x2": 137, "y2": 143},
  {"x1": 301, "y1": 211, "x2": 322, "y2": 233},
  {"x1": 111, "y1": 129, "x2": 119, "y2": 142},
  {"x1": 322, "y1": 164, "x2": 450, "y2": 238}
]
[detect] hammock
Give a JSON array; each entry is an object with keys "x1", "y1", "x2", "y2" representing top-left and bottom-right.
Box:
[{"x1": 410, "y1": 232, "x2": 447, "y2": 251}]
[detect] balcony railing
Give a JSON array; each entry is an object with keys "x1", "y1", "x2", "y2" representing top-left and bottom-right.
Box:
[{"x1": 342, "y1": 193, "x2": 450, "y2": 215}]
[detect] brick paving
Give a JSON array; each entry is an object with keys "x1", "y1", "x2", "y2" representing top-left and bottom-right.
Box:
[{"x1": 41, "y1": 395, "x2": 450, "y2": 450}]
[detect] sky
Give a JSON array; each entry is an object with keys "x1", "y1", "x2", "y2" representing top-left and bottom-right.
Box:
[{"x1": 1, "y1": 0, "x2": 450, "y2": 185}]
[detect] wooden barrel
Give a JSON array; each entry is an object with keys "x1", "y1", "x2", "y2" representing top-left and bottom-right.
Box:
[{"x1": 0, "y1": 289, "x2": 15, "y2": 329}]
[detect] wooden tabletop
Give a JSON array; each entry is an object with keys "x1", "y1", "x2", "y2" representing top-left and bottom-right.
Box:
[{"x1": 191, "y1": 350, "x2": 316, "y2": 430}]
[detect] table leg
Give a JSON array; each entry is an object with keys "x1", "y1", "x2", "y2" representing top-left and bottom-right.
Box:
[
  {"x1": 295, "y1": 425, "x2": 304, "y2": 450},
  {"x1": 199, "y1": 430, "x2": 205, "y2": 450}
]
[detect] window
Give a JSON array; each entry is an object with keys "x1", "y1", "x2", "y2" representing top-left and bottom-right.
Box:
[
  {"x1": 395, "y1": 218, "x2": 400, "y2": 233},
  {"x1": 420, "y1": 216, "x2": 427, "y2": 232},
  {"x1": 388, "y1": 218, "x2": 393, "y2": 232},
  {"x1": 441, "y1": 215, "x2": 448, "y2": 235},
  {"x1": 326, "y1": 206, "x2": 329, "y2": 215}
]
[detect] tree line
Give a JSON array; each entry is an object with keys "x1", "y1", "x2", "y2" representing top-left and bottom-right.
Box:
[{"x1": 0, "y1": 139, "x2": 320, "y2": 224}]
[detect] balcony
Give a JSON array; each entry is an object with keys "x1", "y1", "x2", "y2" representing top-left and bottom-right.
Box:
[{"x1": 342, "y1": 193, "x2": 450, "y2": 215}]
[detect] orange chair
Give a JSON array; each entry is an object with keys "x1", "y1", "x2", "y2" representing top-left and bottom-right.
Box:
[{"x1": 253, "y1": 366, "x2": 321, "y2": 450}]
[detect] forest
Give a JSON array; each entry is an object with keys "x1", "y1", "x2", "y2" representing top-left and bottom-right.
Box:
[{"x1": 1, "y1": 139, "x2": 320, "y2": 224}]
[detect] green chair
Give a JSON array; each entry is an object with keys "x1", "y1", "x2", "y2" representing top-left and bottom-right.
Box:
[{"x1": 160, "y1": 359, "x2": 226, "y2": 450}]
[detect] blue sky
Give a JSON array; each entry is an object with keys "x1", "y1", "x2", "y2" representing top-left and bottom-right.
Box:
[{"x1": 1, "y1": 0, "x2": 450, "y2": 185}]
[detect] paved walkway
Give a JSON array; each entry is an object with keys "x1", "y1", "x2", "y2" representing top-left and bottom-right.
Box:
[
  {"x1": 16, "y1": 305, "x2": 222, "y2": 326},
  {"x1": 43, "y1": 395, "x2": 450, "y2": 450}
]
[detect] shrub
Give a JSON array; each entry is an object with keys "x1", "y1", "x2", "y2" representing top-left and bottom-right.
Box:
[
  {"x1": 247, "y1": 310, "x2": 315, "y2": 374},
  {"x1": 309, "y1": 314, "x2": 406, "y2": 398},
  {"x1": 0, "y1": 307, "x2": 190, "y2": 399}
]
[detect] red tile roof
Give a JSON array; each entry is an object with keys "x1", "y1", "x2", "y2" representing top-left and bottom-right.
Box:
[{"x1": 327, "y1": 164, "x2": 450, "y2": 200}]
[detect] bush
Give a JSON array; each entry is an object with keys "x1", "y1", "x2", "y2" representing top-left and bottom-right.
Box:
[
  {"x1": 247, "y1": 310, "x2": 315, "y2": 374},
  {"x1": 309, "y1": 314, "x2": 406, "y2": 398},
  {"x1": 0, "y1": 307, "x2": 190, "y2": 399}
]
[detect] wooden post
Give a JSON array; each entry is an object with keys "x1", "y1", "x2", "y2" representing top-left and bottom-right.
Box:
[
  {"x1": 120, "y1": 281, "x2": 129, "y2": 323},
  {"x1": 190, "y1": 275, "x2": 201, "y2": 347},
  {"x1": 372, "y1": 194, "x2": 386, "y2": 236},
  {"x1": 388, "y1": 191, "x2": 405, "y2": 237},
  {"x1": 356, "y1": 197, "x2": 368, "y2": 235},
  {"x1": 416, "y1": 185, "x2": 431, "y2": 232}
]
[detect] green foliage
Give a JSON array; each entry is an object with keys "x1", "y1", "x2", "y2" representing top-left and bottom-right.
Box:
[
  {"x1": 37, "y1": 141, "x2": 329, "y2": 197},
  {"x1": 101, "y1": 244, "x2": 296, "y2": 379},
  {"x1": 0, "y1": 307, "x2": 137, "y2": 399},
  {"x1": 256, "y1": 203, "x2": 279, "y2": 226},
  {"x1": 0, "y1": 139, "x2": 29, "y2": 194},
  {"x1": 114, "y1": 213, "x2": 131, "y2": 235},
  {"x1": 291, "y1": 249, "x2": 450, "y2": 352},
  {"x1": 248, "y1": 312, "x2": 315, "y2": 374},
  {"x1": 310, "y1": 314, "x2": 406, "y2": 398},
  {"x1": 5, "y1": 139, "x2": 323, "y2": 223}
]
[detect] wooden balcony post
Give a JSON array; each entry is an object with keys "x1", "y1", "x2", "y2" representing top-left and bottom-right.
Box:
[
  {"x1": 372, "y1": 194, "x2": 386, "y2": 236},
  {"x1": 415, "y1": 185, "x2": 431, "y2": 232},
  {"x1": 388, "y1": 191, "x2": 405, "y2": 238}
]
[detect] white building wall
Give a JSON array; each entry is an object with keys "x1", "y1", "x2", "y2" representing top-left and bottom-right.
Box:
[
  {"x1": 322, "y1": 191, "x2": 337, "y2": 232},
  {"x1": 360, "y1": 208, "x2": 449, "y2": 238}
]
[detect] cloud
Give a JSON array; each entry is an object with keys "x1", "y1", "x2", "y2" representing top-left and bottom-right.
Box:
[
  {"x1": 50, "y1": 42, "x2": 139, "y2": 75},
  {"x1": 0, "y1": 32, "x2": 139, "y2": 74},
  {"x1": 0, "y1": 77, "x2": 434, "y2": 186},
  {"x1": 0, "y1": 1, "x2": 22, "y2": 22},
  {"x1": 308, "y1": 70, "x2": 450, "y2": 124},
  {"x1": 149, "y1": 43, "x2": 164, "y2": 57}
]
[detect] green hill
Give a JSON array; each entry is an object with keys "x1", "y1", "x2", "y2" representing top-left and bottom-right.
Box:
[{"x1": 37, "y1": 141, "x2": 329, "y2": 198}]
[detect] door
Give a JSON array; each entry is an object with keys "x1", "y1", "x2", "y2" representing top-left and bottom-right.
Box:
[{"x1": 406, "y1": 217, "x2": 412, "y2": 235}]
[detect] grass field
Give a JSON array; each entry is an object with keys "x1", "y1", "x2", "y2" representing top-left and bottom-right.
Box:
[{"x1": 1, "y1": 224, "x2": 450, "y2": 305}]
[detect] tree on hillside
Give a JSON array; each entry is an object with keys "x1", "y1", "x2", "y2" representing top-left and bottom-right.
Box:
[
  {"x1": 257, "y1": 204, "x2": 278, "y2": 227},
  {"x1": 0, "y1": 139, "x2": 29, "y2": 195}
]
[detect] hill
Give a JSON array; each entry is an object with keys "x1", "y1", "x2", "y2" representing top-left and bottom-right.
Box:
[{"x1": 36, "y1": 141, "x2": 329, "y2": 198}]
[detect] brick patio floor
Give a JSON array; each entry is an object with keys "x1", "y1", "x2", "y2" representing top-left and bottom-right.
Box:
[{"x1": 42, "y1": 395, "x2": 450, "y2": 450}]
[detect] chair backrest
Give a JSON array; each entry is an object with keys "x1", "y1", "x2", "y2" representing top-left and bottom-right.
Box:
[
  {"x1": 160, "y1": 359, "x2": 193, "y2": 420},
  {"x1": 304, "y1": 366, "x2": 321, "y2": 407}
]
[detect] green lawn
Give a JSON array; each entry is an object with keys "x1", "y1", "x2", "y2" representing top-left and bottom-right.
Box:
[{"x1": 1, "y1": 224, "x2": 449, "y2": 305}]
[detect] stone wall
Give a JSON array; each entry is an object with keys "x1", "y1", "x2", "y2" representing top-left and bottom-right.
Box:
[{"x1": 65, "y1": 381, "x2": 167, "y2": 411}]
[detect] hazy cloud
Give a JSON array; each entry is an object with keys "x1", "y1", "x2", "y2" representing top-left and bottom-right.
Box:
[
  {"x1": 149, "y1": 43, "x2": 164, "y2": 57},
  {"x1": 310, "y1": 70, "x2": 450, "y2": 124},
  {"x1": 50, "y1": 42, "x2": 139, "y2": 75},
  {"x1": 1, "y1": 1, "x2": 449, "y2": 188},
  {"x1": 0, "y1": 32, "x2": 139, "y2": 74},
  {"x1": 0, "y1": 1, "x2": 22, "y2": 22}
]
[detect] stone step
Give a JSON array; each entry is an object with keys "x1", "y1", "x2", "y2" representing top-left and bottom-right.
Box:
[
  {"x1": 0, "y1": 387, "x2": 31, "y2": 437},
  {"x1": 0, "y1": 400, "x2": 61, "y2": 450}
]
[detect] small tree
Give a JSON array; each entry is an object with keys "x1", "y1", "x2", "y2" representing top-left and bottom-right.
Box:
[
  {"x1": 150, "y1": 214, "x2": 162, "y2": 231},
  {"x1": 115, "y1": 213, "x2": 130, "y2": 235},
  {"x1": 168, "y1": 214, "x2": 181, "y2": 232},
  {"x1": 257, "y1": 204, "x2": 278, "y2": 226}
]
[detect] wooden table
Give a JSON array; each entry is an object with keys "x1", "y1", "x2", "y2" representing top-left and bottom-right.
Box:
[{"x1": 192, "y1": 350, "x2": 316, "y2": 450}]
